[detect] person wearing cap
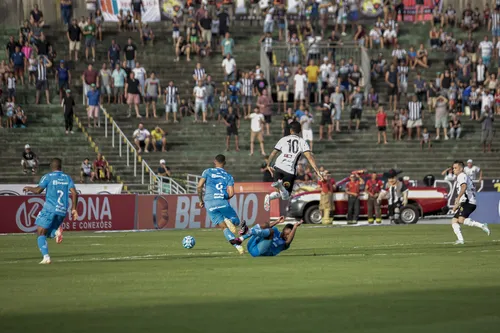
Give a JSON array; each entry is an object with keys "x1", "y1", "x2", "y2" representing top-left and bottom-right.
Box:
[
  {"x1": 365, "y1": 172, "x2": 383, "y2": 224},
  {"x1": 464, "y1": 159, "x2": 482, "y2": 181},
  {"x1": 56, "y1": 60, "x2": 71, "y2": 103},
  {"x1": 86, "y1": 83, "x2": 100, "y2": 128},
  {"x1": 318, "y1": 171, "x2": 336, "y2": 225},
  {"x1": 345, "y1": 173, "x2": 364, "y2": 225},
  {"x1": 378, "y1": 169, "x2": 408, "y2": 224},
  {"x1": 82, "y1": 63, "x2": 99, "y2": 105},
  {"x1": 151, "y1": 126, "x2": 167, "y2": 152},
  {"x1": 62, "y1": 89, "x2": 75, "y2": 134},
  {"x1": 158, "y1": 159, "x2": 172, "y2": 177},
  {"x1": 21, "y1": 144, "x2": 38, "y2": 175}
]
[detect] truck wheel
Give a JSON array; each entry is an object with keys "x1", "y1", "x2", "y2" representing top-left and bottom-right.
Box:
[
  {"x1": 304, "y1": 205, "x2": 322, "y2": 224},
  {"x1": 400, "y1": 205, "x2": 419, "y2": 224}
]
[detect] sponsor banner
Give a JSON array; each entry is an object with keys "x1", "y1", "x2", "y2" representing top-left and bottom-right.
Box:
[
  {"x1": 101, "y1": 0, "x2": 161, "y2": 22},
  {"x1": 0, "y1": 184, "x2": 123, "y2": 196},
  {"x1": 0, "y1": 195, "x2": 136, "y2": 233},
  {"x1": 401, "y1": 0, "x2": 441, "y2": 22},
  {"x1": 471, "y1": 192, "x2": 500, "y2": 224},
  {"x1": 361, "y1": 0, "x2": 384, "y2": 17},
  {"x1": 137, "y1": 193, "x2": 270, "y2": 229},
  {"x1": 235, "y1": 0, "x2": 247, "y2": 14},
  {"x1": 160, "y1": 0, "x2": 183, "y2": 19},
  {"x1": 234, "y1": 182, "x2": 280, "y2": 217}
]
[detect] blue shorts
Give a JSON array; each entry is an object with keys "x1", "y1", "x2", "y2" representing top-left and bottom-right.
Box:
[
  {"x1": 493, "y1": 28, "x2": 500, "y2": 37},
  {"x1": 348, "y1": 10, "x2": 359, "y2": 21},
  {"x1": 247, "y1": 236, "x2": 272, "y2": 257},
  {"x1": 483, "y1": 56, "x2": 491, "y2": 66},
  {"x1": 205, "y1": 200, "x2": 240, "y2": 226},
  {"x1": 206, "y1": 95, "x2": 214, "y2": 107},
  {"x1": 230, "y1": 96, "x2": 239, "y2": 104},
  {"x1": 35, "y1": 209, "x2": 66, "y2": 230}
]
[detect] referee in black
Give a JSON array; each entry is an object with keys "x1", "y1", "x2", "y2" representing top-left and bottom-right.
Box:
[{"x1": 35, "y1": 56, "x2": 52, "y2": 105}]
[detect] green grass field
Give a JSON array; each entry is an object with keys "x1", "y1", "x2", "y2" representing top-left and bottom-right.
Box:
[{"x1": 1, "y1": 224, "x2": 499, "y2": 333}]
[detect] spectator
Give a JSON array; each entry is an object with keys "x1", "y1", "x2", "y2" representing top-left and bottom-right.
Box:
[
  {"x1": 99, "y1": 63, "x2": 112, "y2": 104},
  {"x1": 60, "y1": 0, "x2": 73, "y2": 25},
  {"x1": 86, "y1": 83, "x2": 100, "y2": 128},
  {"x1": 443, "y1": 4, "x2": 457, "y2": 27},
  {"x1": 353, "y1": 24, "x2": 366, "y2": 47},
  {"x1": 240, "y1": 73, "x2": 253, "y2": 117},
  {"x1": 82, "y1": 63, "x2": 98, "y2": 105},
  {"x1": 111, "y1": 63, "x2": 127, "y2": 104},
  {"x1": 282, "y1": 108, "x2": 295, "y2": 136},
  {"x1": 478, "y1": 35, "x2": 494, "y2": 67},
  {"x1": 464, "y1": 159, "x2": 483, "y2": 180},
  {"x1": 151, "y1": 126, "x2": 167, "y2": 152},
  {"x1": 221, "y1": 53, "x2": 236, "y2": 83},
  {"x1": 318, "y1": 95, "x2": 333, "y2": 141},
  {"x1": 349, "y1": 86, "x2": 364, "y2": 132},
  {"x1": 246, "y1": 107, "x2": 266, "y2": 156},
  {"x1": 78, "y1": 15, "x2": 88, "y2": 30},
  {"x1": 198, "y1": 12, "x2": 212, "y2": 56},
  {"x1": 420, "y1": 127, "x2": 432, "y2": 151},
  {"x1": 254, "y1": 72, "x2": 268, "y2": 96},
  {"x1": 449, "y1": 113, "x2": 462, "y2": 139},
  {"x1": 94, "y1": 9, "x2": 104, "y2": 42},
  {"x1": 478, "y1": 107, "x2": 494, "y2": 153},
  {"x1": 392, "y1": 44, "x2": 408, "y2": 64},
  {"x1": 192, "y1": 62, "x2": 206, "y2": 83},
  {"x1": 6, "y1": 72, "x2": 16, "y2": 103},
  {"x1": 330, "y1": 86, "x2": 344, "y2": 133},
  {"x1": 133, "y1": 123, "x2": 151, "y2": 154},
  {"x1": 318, "y1": 170, "x2": 334, "y2": 225},
  {"x1": 175, "y1": 36, "x2": 191, "y2": 62},
  {"x1": 218, "y1": 90, "x2": 228, "y2": 121},
  {"x1": 13, "y1": 105, "x2": 27, "y2": 128},
  {"x1": 54, "y1": 61, "x2": 70, "y2": 103},
  {"x1": 164, "y1": 80, "x2": 180, "y2": 123},
  {"x1": 4, "y1": 97, "x2": 14, "y2": 128},
  {"x1": 108, "y1": 39, "x2": 121, "y2": 70},
  {"x1": 221, "y1": 32, "x2": 234, "y2": 57},
  {"x1": 260, "y1": 155, "x2": 273, "y2": 182},
  {"x1": 385, "y1": 64, "x2": 399, "y2": 112},
  {"x1": 125, "y1": 71, "x2": 141, "y2": 118},
  {"x1": 132, "y1": 61, "x2": 147, "y2": 100},
  {"x1": 489, "y1": 7, "x2": 500, "y2": 37},
  {"x1": 80, "y1": 158, "x2": 94, "y2": 183},
  {"x1": 263, "y1": 6, "x2": 275, "y2": 34},
  {"x1": 256, "y1": 89, "x2": 271, "y2": 135},
  {"x1": 131, "y1": 0, "x2": 145, "y2": 30},
  {"x1": 393, "y1": 111, "x2": 403, "y2": 141},
  {"x1": 21, "y1": 144, "x2": 38, "y2": 174},
  {"x1": 369, "y1": 25, "x2": 383, "y2": 49},
  {"x1": 223, "y1": 106, "x2": 240, "y2": 151},
  {"x1": 35, "y1": 56, "x2": 52, "y2": 105},
  {"x1": 66, "y1": 19, "x2": 82, "y2": 61},
  {"x1": 288, "y1": 33, "x2": 300, "y2": 66},
  {"x1": 365, "y1": 172, "x2": 383, "y2": 224},
  {"x1": 469, "y1": 82, "x2": 481, "y2": 120},
  {"x1": 86, "y1": 0, "x2": 97, "y2": 18},
  {"x1": 345, "y1": 173, "x2": 363, "y2": 225},
  {"x1": 10, "y1": 45, "x2": 24, "y2": 86},
  {"x1": 193, "y1": 80, "x2": 207, "y2": 123},
  {"x1": 407, "y1": 95, "x2": 424, "y2": 140},
  {"x1": 434, "y1": 95, "x2": 449, "y2": 140},
  {"x1": 93, "y1": 153, "x2": 111, "y2": 182},
  {"x1": 441, "y1": 166, "x2": 456, "y2": 181},
  {"x1": 140, "y1": 23, "x2": 154, "y2": 46},
  {"x1": 305, "y1": 59, "x2": 320, "y2": 104},
  {"x1": 383, "y1": 25, "x2": 398, "y2": 47},
  {"x1": 293, "y1": 68, "x2": 307, "y2": 109},
  {"x1": 83, "y1": 17, "x2": 96, "y2": 62},
  {"x1": 158, "y1": 159, "x2": 172, "y2": 177},
  {"x1": 144, "y1": 72, "x2": 161, "y2": 118},
  {"x1": 36, "y1": 33, "x2": 50, "y2": 57},
  {"x1": 300, "y1": 108, "x2": 314, "y2": 151},
  {"x1": 124, "y1": 38, "x2": 137, "y2": 69},
  {"x1": 62, "y1": 89, "x2": 75, "y2": 135},
  {"x1": 217, "y1": 7, "x2": 229, "y2": 37},
  {"x1": 367, "y1": 87, "x2": 378, "y2": 108},
  {"x1": 376, "y1": 106, "x2": 388, "y2": 144},
  {"x1": 228, "y1": 80, "x2": 240, "y2": 114},
  {"x1": 29, "y1": 4, "x2": 45, "y2": 27}
]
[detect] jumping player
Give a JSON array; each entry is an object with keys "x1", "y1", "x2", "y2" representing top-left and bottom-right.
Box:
[
  {"x1": 23, "y1": 158, "x2": 78, "y2": 264},
  {"x1": 264, "y1": 121, "x2": 323, "y2": 211},
  {"x1": 231, "y1": 217, "x2": 302, "y2": 257},
  {"x1": 450, "y1": 160, "x2": 490, "y2": 244},
  {"x1": 197, "y1": 154, "x2": 244, "y2": 254}
]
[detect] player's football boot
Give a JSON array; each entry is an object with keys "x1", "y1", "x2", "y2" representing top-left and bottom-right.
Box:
[
  {"x1": 454, "y1": 240, "x2": 464, "y2": 245},
  {"x1": 264, "y1": 194, "x2": 271, "y2": 212},
  {"x1": 271, "y1": 180, "x2": 282, "y2": 189},
  {"x1": 482, "y1": 224, "x2": 491, "y2": 236},
  {"x1": 235, "y1": 245, "x2": 245, "y2": 255},
  {"x1": 39, "y1": 256, "x2": 52, "y2": 264},
  {"x1": 239, "y1": 220, "x2": 249, "y2": 236},
  {"x1": 230, "y1": 238, "x2": 243, "y2": 246},
  {"x1": 224, "y1": 218, "x2": 237, "y2": 235},
  {"x1": 55, "y1": 225, "x2": 64, "y2": 244}
]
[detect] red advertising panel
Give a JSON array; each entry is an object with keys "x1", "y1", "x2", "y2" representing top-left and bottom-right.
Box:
[
  {"x1": 0, "y1": 195, "x2": 136, "y2": 234},
  {"x1": 137, "y1": 193, "x2": 270, "y2": 230},
  {"x1": 234, "y1": 182, "x2": 281, "y2": 218}
]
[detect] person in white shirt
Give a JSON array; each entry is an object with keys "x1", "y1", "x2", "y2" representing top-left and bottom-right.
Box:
[
  {"x1": 464, "y1": 159, "x2": 482, "y2": 181},
  {"x1": 319, "y1": 57, "x2": 332, "y2": 92},
  {"x1": 300, "y1": 109, "x2": 314, "y2": 151},
  {"x1": 480, "y1": 90, "x2": 494, "y2": 114},
  {"x1": 263, "y1": 6, "x2": 275, "y2": 34},
  {"x1": 245, "y1": 107, "x2": 266, "y2": 156},
  {"x1": 133, "y1": 122, "x2": 151, "y2": 154},
  {"x1": 450, "y1": 160, "x2": 490, "y2": 245},
  {"x1": 221, "y1": 53, "x2": 236, "y2": 83},
  {"x1": 369, "y1": 26, "x2": 384, "y2": 49},
  {"x1": 383, "y1": 28, "x2": 398, "y2": 47},
  {"x1": 132, "y1": 61, "x2": 147, "y2": 98},
  {"x1": 193, "y1": 81, "x2": 207, "y2": 123},
  {"x1": 478, "y1": 35, "x2": 494, "y2": 67},
  {"x1": 263, "y1": 121, "x2": 323, "y2": 211},
  {"x1": 293, "y1": 68, "x2": 307, "y2": 109}
]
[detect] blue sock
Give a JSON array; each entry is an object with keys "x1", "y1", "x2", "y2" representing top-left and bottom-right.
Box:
[
  {"x1": 223, "y1": 228, "x2": 240, "y2": 248},
  {"x1": 48, "y1": 228, "x2": 57, "y2": 239},
  {"x1": 37, "y1": 236, "x2": 49, "y2": 256},
  {"x1": 250, "y1": 225, "x2": 271, "y2": 238}
]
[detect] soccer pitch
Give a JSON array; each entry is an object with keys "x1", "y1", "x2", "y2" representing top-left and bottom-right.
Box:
[{"x1": 1, "y1": 225, "x2": 499, "y2": 333}]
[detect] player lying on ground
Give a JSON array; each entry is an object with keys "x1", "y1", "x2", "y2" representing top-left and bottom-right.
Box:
[
  {"x1": 230, "y1": 217, "x2": 302, "y2": 257},
  {"x1": 197, "y1": 154, "x2": 245, "y2": 254},
  {"x1": 450, "y1": 160, "x2": 490, "y2": 245},
  {"x1": 264, "y1": 121, "x2": 323, "y2": 211},
  {"x1": 23, "y1": 158, "x2": 79, "y2": 264}
]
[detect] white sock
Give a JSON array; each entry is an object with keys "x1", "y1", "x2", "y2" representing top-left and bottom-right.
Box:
[
  {"x1": 43, "y1": 255, "x2": 50, "y2": 259},
  {"x1": 280, "y1": 190, "x2": 290, "y2": 200},
  {"x1": 452, "y1": 223, "x2": 464, "y2": 242},
  {"x1": 269, "y1": 192, "x2": 281, "y2": 200},
  {"x1": 463, "y1": 218, "x2": 484, "y2": 229}
]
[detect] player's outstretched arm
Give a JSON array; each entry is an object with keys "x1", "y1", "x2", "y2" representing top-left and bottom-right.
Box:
[
  {"x1": 197, "y1": 178, "x2": 206, "y2": 208},
  {"x1": 303, "y1": 151, "x2": 323, "y2": 182},
  {"x1": 269, "y1": 216, "x2": 286, "y2": 228},
  {"x1": 22, "y1": 186, "x2": 44, "y2": 194},
  {"x1": 286, "y1": 220, "x2": 303, "y2": 246}
]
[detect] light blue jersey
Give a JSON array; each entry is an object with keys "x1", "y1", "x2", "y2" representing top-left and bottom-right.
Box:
[
  {"x1": 247, "y1": 227, "x2": 289, "y2": 257},
  {"x1": 39, "y1": 171, "x2": 75, "y2": 216},
  {"x1": 201, "y1": 167, "x2": 239, "y2": 226}
]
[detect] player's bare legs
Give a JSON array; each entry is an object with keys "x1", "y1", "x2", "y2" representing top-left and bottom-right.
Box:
[{"x1": 451, "y1": 216, "x2": 490, "y2": 245}]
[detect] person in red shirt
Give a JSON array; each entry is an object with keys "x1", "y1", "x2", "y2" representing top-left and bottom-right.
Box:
[
  {"x1": 92, "y1": 153, "x2": 111, "y2": 181},
  {"x1": 376, "y1": 106, "x2": 388, "y2": 144},
  {"x1": 318, "y1": 171, "x2": 336, "y2": 224},
  {"x1": 365, "y1": 172, "x2": 383, "y2": 224},
  {"x1": 345, "y1": 173, "x2": 364, "y2": 224}
]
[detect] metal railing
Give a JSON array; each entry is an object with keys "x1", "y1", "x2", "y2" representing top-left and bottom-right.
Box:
[
  {"x1": 186, "y1": 173, "x2": 202, "y2": 193},
  {"x1": 158, "y1": 176, "x2": 187, "y2": 195}
]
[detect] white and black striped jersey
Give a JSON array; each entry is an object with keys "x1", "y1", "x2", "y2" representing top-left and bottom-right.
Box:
[
  {"x1": 398, "y1": 65, "x2": 408, "y2": 84},
  {"x1": 274, "y1": 134, "x2": 311, "y2": 175},
  {"x1": 456, "y1": 172, "x2": 477, "y2": 205},
  {"x1": 37, "y1": 63, "x2": 48, "y2": 80},
  {"x1": 193, "y1": 68, "x2": 206, "y2": 82},
  {"x1": 240, "y1": 78, "x2": 254, "y2": 96},
  {"x1": 408, "y1": 101, "x2": 423, "y2": 120},
  {"x1": 164, "y1": 86, "x2": 178, "y2": 104}
]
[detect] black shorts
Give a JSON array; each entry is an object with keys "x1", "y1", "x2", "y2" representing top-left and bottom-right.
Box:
[
  {"x1": 350, "y1": 108, "x2": 362, "y2": 120},
  {"x1": 321, "y1": 117, "x2": 332, "y2": 125},
  {"x1": 133, "y1": 4, "x2": 142, "y2": 13},
  {"x1": 264, "y1": 115, "x2": 272, "y2": 123},
  {"x1": 321, "y1": 82, "x2": 328, "y2": 90},
  {"x1": 146, "y1": 96, "x2": 157, "y2": 103},
  {"x1": 454, "y1": 202, "x2": 477, "y2": 219},
  {"x1": 36, "y1": 79, "x2": 48, "y2": 91},
  {"x1": 378, "y1": 126, "x2": 386, "y2": 132},
  {"x1": 388, "y1": 85, "x2": 398, "y2": 96},
  {"x1": 227, "y1": 126, "x2": 238, "y2": 136},
  {"x1": 273, "y1": 168, "x2": 295, "y2": 195},
  {"x1": 471, "y1": 104, "x2": 480, "y2": 111}
]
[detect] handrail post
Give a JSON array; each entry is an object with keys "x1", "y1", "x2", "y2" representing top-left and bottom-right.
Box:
[
  {"x1": 104, "y1": 114, "x2": 108, "y2": 138},
  {"x1": 126, "y1": 136, "x2": 129, "y2": 166},
  {"x1": 112, "y1": 123, "x2": 116, "y2": 148},
  {"x1": 134, "y1": 151, "x2": 137, "y2": 177},
  {"x1": 141, "y1": 161, "x2": 145, "y2": 184}
]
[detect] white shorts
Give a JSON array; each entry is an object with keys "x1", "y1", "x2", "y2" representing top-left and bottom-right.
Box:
[
  {"x1": 400, "y1": 81, "x2": 408, "y2": 93},
  {"x1": 69, "y1": 40, "x2": 81, "y2": 51},
  {"x1": 172, "y1": 31, "x2": 180, "y2": 39},
  {"x1": 295, "y1": 90, "x2": 305, "y2": 101},
  {"x1": 21, "y1": 159, "x2": 37, "y2": 168},
  {"x1": 166, "y1": 103, "x2": 178, "y2": 113},
  {"x1": 302, "y1": 129, "x2": 313, "y2": 141},
  {"x1": 195, "y1": 100, "x2": 207, "y2": 113},
  {"x1": 407, "y1": 119, "x2": 423, "y2": 128}
]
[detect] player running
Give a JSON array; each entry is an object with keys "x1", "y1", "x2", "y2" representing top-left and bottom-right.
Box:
[
  {"x1": 23, "y1": 158, "x2": 78, "y2": 264},
  {"x1": 231, "y1": 217, "x2": 302, "y2": 257},
  {"x1": 450, "y1": 160, "x2": 490, "y2": 245},
  {"x1": 197, "y1": 154, "x2": 245, "y2": 254},
  {"x1": 264, "y1": 121, "x2": 323, "y2": 211}
]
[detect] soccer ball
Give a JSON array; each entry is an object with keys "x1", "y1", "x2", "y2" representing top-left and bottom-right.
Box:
[{"x1": 182, "y1": 236, "x2": 196, "y2": 249}]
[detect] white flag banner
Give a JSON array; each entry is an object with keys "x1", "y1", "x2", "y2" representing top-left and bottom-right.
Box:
[
  {"x1": 102, "y1": 0, "x2": 161, "y2": 23},
  {"x1": 0, "y1": 184, "x2": 124, "y2": 196}
]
